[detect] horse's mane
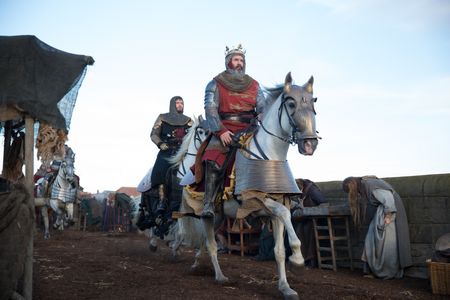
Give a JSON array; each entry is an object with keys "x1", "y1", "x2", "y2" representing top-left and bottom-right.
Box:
[
  {"x1": 167, "y1": 116, "x2": 198, "y2": 166},
  {"x1": 261, "y1": 84, "x2": 284, "y2": 112}
]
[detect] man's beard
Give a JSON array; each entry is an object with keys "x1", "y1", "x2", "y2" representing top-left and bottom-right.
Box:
[{"x1": 227, "y1": 67, "x2": 245, "y2": 77}]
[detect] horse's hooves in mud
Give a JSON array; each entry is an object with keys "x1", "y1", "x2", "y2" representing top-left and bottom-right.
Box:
[
  {"x1": 216, "y1": 277, "x2": 237, "y2": 286},
  {"x1": 44, "y1": 234, "x2": 50, "y2": 240},
  {"x1": 149, "y1": 244, "x2": 158, "y2": 252},
  {"x1": 287, "y1": 261, "x2": 306, "y2": 276},
  {"x1": 288, "y1": 255, "x2": 305, "y2": 268},
  {"x1": 283, "y1": 293, "x2": 299, "y2": 300}
]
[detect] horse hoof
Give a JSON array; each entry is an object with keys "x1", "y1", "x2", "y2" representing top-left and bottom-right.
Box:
[
  {"x1": 287, "y1": 261, "x2": 306, "y2": 276},
  {"x1": 288, "y1": 255, "x2": 305, "y2": 268},
  {"x1": 44, "y1": 234, "x2": 50, "y2": 240},
  {"x1": 149, "y1": 244, "x2": 157, "y2": 252},
  {"x1": 284, "y1": 293, "x2": 299, "y2": 300},
  {"x1": 216, "y1": 276, "x2": 229, "y2": 284}
]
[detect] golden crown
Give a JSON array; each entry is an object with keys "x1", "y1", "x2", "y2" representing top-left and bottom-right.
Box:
[{"x1": 225, "y1": 44, "x2": 246, "y2": 57}]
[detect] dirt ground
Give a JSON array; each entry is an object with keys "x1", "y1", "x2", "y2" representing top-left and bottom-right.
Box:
[{"x1": 33, "y1": 229, "x2": 445, "y2": 300}]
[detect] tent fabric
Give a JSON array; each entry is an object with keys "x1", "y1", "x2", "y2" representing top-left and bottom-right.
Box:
[
  {"x1": 0, "y1": 35, "x2": 94, "y2": 130},
  {"x1": 0, "y1": 182, "x2": 33, "y2": 300}
]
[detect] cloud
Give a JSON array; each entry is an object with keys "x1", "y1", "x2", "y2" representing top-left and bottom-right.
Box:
[
  {"x1": 319, "y1": 75, "x2": 450, "y2": 118},
  {"x1": 296, "y1": 0, "x2": 450, "y2": 30}
]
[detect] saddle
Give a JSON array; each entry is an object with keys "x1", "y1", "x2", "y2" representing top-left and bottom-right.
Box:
[
  {"x1": 193, "y1": 128, "x2": 256, "y2": 184},
  {"x1": 35, "y1": 171, "x2": 57, "y2": 198}
]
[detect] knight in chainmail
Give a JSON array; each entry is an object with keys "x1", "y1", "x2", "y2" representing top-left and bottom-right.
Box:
[
  {"x1": 199, "y1": 44, "x2": 266, "y2": 218},
  {"x1": 150, "y1": 96, "x2": 193, "y2": 214}
]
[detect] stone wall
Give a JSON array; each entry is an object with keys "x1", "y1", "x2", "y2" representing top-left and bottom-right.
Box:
[{"x1": 314, "y1": 173, "x2": 450, "y2": 278}]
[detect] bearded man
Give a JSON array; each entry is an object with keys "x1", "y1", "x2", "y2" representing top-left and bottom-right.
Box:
[
  {"x1": 150, "y1": 96, "x2": 192, "y2": 214},
  {"x1": 200, "y1": 44, "x2": 266, "y2": 218}
]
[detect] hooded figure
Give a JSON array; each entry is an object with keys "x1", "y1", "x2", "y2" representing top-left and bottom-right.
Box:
[
  {"x1": 150, "y1": 96, "x2": 193, "y2": 214},
  {"x1": 342, "y1": 176, "x2": 412, "y2": 279}
]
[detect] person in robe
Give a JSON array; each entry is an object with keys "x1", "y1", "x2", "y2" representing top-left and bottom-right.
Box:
[
  {"x1": 342, "y1": 176, "x2": 412, "y2": 279},
  {"x1": 291, "y1": 178, "x2": 327, "y2": 268}
]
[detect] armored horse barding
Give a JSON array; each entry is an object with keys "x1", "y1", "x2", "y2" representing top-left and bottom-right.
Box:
[
  {"x1": 178, "y1": 73, "x2": 319, "y2": 300},
  {"x1": 35, "y1": 147, "x2": 79, "y2": 239}
]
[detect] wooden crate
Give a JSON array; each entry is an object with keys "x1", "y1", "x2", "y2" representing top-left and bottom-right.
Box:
[{"x1": 427, "y1": 259, "x2": 450, "y2": 295}]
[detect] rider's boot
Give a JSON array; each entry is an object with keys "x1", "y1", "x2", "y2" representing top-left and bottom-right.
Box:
[
  {"x1": 156, "y1": 184, "x2": 168, "y2": 215},
  {"x1": 136, "y1": 204, "x2": 147, "y2": 230},
  {"x1": 201, "y1": 160, "x2": 222, "y2": 218}
]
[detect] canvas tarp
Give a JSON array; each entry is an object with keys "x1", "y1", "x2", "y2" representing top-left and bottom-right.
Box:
[{"x1": 0, "y1": 35, "x2": 94, "y2": 130}]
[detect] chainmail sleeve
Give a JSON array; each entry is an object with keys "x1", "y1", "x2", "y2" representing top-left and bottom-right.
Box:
[
  {"x1": 256, "y1": 85, "x2": 267, "y2": 114},
  {"x1": 150, "y1": 114, "x2": 163, "y2": 147},
  {"x1": 204, "y1": 79, "x2": 223, "y2": 133}
]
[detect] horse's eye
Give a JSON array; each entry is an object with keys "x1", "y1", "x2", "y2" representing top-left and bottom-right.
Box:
[{"x1": 288, "y1": 101, "x2": 296, "y2": 109}]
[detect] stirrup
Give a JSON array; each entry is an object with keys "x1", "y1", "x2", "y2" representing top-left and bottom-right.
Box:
[
  {"x1": 201, "y1": 203, "x2": 215, "y2": 218},
  {"x1": 156, "y1": 200, "x2": 167, "y2": 214},
  {"x1": 201, "y1": 210, "x2": 214, "y2": 218}
]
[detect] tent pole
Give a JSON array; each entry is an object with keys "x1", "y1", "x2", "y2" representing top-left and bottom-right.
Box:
[
  {"x1": 2, "y1": 121, "x2": 12, "y2": 172},
  {"x1": 23, "y1": 116, "x2": 34, "y2": 300}
]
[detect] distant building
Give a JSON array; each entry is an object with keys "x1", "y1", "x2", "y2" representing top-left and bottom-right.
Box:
[
  {"x1": 79, "y1": 191, "x2": 93, "y2": 198},
  {"x1": 116, "y1": 186, "x2": 140, "y2": 198}
]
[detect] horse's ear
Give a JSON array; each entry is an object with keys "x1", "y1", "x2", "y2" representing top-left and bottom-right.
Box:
[
  {"x1": 284, "y1": 72, "x2": 292, "y2": 93},
  {"x1": 199, "y1": 115, "x2": 204, "y2": 122},
  {"x1": 304, "y1": 76, "x2": 314, "y2": 93}
]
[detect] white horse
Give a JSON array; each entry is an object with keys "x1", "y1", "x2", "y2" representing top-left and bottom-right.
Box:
[
  {"x1": 35, "y1": 151, "x2": 79, "y2": 239},
  {"x1": 178, "y1": 73, "x2": 319, "y2": 299},
  {"x1": 143, "y1": 115, "x2": 209, "y2": 254}
]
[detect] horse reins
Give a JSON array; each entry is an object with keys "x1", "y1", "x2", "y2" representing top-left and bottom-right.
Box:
[
  {"x1": 177, "y1": 125, "x2": 205, "y2": 177},
  {"x1": 257, "y1": 93, "x2": 301, "y2": 147}
]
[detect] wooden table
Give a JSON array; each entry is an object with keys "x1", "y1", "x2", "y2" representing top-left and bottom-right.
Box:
[{"x1": 292, "y1": 204, "x2": 353, "y2": 271}]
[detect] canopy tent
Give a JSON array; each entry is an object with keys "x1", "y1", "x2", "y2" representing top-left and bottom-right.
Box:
[
  {"x1": 0, "y1": 35, "x2": 94, "y2": 300},
  {"x1": 0, "y1": 35, "x2": 94, "y2": 130}
]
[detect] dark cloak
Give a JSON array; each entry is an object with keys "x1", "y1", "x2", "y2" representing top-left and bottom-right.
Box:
[{"x1": 293, "y1": 180, "x2": 327, "y2": 262}]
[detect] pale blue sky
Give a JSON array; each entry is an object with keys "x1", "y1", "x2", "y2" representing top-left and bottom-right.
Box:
[{"x1": 1, "y1": 0, "x2": 450, "y2": 192}]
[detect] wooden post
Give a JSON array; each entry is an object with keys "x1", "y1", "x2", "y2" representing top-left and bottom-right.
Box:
[
  {"x1": 23, "y1": 116, "x2": 34, "y2": 300},
  {"x1": 2, "y1": 120, "x2": 12, "y2": 171}
]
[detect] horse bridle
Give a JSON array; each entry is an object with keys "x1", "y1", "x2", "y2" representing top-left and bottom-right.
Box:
[
  {"x1": 258, "y1": 93, "x2": 304, "y2": 146},
  {"x1": 250, "y1": 92, "x2": 318, "y2": 160},
  {"x1": 61, "y1": 160, "x2": 75, "y2": 182},
  {"x1": 176, "y1": 125, "x2": 206, "y2": 177}
]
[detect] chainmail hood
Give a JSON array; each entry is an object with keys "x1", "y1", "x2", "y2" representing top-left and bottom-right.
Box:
[
  {"x1": 160, "y1": 96, "x2": 191, "y2": 126},
  {"x1": 214, "y1": 71, "x2": 254, "y2": 92}
]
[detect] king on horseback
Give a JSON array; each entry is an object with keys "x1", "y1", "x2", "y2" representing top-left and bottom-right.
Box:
[
  {"x1": 199, "y1": 44, "x2": 266, "y2": 218},
  {"x1": 177, "y1": 49, "x2": 320, "y2": 297}
]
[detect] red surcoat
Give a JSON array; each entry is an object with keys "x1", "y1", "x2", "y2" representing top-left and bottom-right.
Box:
[
  {"x1": 215, "y1": 79, "x2": 259, "y2": 135},
  {"x1": 202, "y1": 78, "x2": 259, "y2": 168}
]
